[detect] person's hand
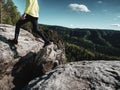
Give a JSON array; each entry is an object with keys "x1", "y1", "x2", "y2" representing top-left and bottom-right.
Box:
[{"x1": 21, "y1": 14, "x2": 26, "y2": 20}]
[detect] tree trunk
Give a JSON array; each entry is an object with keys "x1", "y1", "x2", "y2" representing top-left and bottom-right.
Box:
[{"x1": 0, "y1": 1, "x2": 2, "y2": 24}]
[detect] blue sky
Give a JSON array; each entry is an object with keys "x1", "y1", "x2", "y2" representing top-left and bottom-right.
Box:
[{"x1": 13, "y1": 0, "x2": 120, "y2": 30}]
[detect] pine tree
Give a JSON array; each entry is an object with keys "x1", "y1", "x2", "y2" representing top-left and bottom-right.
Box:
[
  {"x1": 1, "y1": 0, "x2": 20, "y2": 25},
  {"x1": 0, "y1": 0, "x2": 3, "y2": 23}
]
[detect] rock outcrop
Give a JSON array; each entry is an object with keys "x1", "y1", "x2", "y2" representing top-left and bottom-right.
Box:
[
  {"x1": 0, "y1": 24, "x2": 65, "y2": 90},
  {"x1": 1, "y1": 24, "x2": 120, "y2": 90},
  {"x1": 25, "y1": 61, "x2": 120, "y2": 90}
]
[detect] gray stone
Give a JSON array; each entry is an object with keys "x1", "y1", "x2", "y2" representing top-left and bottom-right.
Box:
[
  {"x1": 0, "y1": 24, "x2": 44, "y2": 62},
  {"x1": 0, "y1": 24, "x2": 65, "y2": 90},
  {"x1": 0, "y1": 24, "x2": 43, "y2": 90},
  {"x1": 25, "y1": 61, "x2": 120, "y2": 90}
]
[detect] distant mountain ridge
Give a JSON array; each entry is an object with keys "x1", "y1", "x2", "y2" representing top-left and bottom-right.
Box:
[{"x1": 39, "y1": 24, "x2": 120, "y2": 61}]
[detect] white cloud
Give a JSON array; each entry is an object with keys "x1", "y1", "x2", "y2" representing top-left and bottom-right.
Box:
[
  {"x1": 113, "y1": 16, "x2": 120, "y2": 21},
  {"x1": 111, "y1": 24, "x2": 120, "y2": 27},
  {"x1": 113, "y1": 18, "x2": 117, "y2": 21},
  {"x1": 117, "y1": 16, "x2": 120, "y2": 18},
  {"x1": 69, "y1": 24, "x2": 79, "y2": 28},
  {"x1": 97, "y1": 1, "x2": 103, "y2": 4},
  {"x1": 68, "y1": 3, "x2": 90, "y2": 12},
  {"x1": 103, "y1": 9, "x2": 108, "y2": 12},
  {"x1": 70, "y1": 24, "x2": 74, "y2": 27}
]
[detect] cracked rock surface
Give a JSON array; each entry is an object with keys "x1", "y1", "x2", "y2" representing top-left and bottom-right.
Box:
[
  {"x1": 25, "y1": 61, "x2": 120, "y2": 90},
  {"x1": 0, "y1": 24, "x2": 65, "y2": 90}
]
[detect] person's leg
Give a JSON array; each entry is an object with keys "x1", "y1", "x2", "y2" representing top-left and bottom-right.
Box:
[
  {"x1": 13, "y1": 15, "x2": 30, "y2": 44},
  {"x1": 30, "y1": 16, "x2": 50, "y2": 44},
  {"x1": 13, "y1": 18, "x2": 29, "y2": 44}
]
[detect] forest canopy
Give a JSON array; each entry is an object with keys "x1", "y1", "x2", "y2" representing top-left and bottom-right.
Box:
[{"x1": 0, "y1": 0, "x2": 20, "y2": 25}]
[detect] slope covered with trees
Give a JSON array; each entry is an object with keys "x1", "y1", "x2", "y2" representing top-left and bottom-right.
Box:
[
  {"x1": 39, "y1": 24, "x2": 120, "y2": 61},
  {"x1": 0, "y1": 0, "x2": 20, "y2": 25}
]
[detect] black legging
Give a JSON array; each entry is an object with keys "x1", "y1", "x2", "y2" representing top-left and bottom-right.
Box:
[{"x1": 14, "y1": 14, "x2": 49, "y2": 42}]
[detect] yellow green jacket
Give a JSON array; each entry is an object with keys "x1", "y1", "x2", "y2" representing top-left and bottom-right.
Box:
[{"x1": 24, "y1": 0, "x2": 39, "y2": 17}]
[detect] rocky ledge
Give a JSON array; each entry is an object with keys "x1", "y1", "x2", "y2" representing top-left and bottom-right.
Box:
[
  {"x1": 1, "y1": 24, "x2": 120, "y2": 90},
  {"x1": 0, "y1": 24, "x2": 65, "y2": 90},
  {"x1": 25, "y1": 61, "x2": 120, "y2": 90}
]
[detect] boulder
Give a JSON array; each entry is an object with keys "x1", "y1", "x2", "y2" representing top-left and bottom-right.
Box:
[
  {"x1": 0, "y1": 24, "x2": 44, "y2": 61},
  {"x1": 25, "y1": 61, "x2": 120, "y2": 90}
]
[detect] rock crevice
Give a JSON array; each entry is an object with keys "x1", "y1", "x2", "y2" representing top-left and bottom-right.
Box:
[{"x1": 0, "y1": 24, "x2": 65, "y2": 90}]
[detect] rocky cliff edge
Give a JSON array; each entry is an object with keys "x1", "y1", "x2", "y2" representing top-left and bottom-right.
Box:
[{"x1": 0, "y1": 24, "x2": 65, "y2": 90}]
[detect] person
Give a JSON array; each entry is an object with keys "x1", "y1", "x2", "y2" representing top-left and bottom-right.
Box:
[{"x1": 10, "y1": 0, "x2": 51, "y2": 47}]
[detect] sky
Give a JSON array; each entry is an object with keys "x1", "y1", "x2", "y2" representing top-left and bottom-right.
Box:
[{"x1": 13, "y1": 0, "x2": 120, "y2": 30}]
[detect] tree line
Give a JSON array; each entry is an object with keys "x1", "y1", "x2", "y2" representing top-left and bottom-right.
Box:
[{"x1": 0, "y1": 0, "x2": 20, "y2": 25}]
